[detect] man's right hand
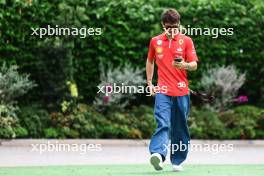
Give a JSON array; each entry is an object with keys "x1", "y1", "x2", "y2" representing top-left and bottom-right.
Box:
[
  {"x1": 147, "y1": 82, "x2": 156, "y2": 96},
  {"x1": 146, "y1": 58, "x2": 155, "y2": 96}
]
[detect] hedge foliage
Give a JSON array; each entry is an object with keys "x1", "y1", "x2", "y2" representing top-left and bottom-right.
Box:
[
  {"x1": 3, "y1": 104, "x2": 264, "y2": 139},
  {"x1": 0, "y1": 0, "x2": 264, "y2": 108}
]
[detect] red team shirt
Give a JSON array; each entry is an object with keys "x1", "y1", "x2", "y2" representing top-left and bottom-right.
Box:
[{"x1": 147, "y1": 33, "x2": 198, "y2": 96}]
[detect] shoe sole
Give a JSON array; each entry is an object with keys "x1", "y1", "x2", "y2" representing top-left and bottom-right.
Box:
[
  {"x1": 150, "y1": 155, "x2": 163, "y2": 171},
  {"x1": 172, "y1": 168, "x2": 183, "y2": 172},
  {"x1": 172, "y1": 166, "x2": 183, "y2": 172}
]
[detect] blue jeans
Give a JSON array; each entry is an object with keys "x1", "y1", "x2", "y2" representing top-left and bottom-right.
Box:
[{"x1": 149, "y1": 93, "x2": 190, "y2": 165}]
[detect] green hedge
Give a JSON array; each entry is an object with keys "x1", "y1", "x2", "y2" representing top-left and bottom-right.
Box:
[
  {"x1": 1, "y1": 104, "x2": 261, "y2": 139},
  {"x1": 1, "y1": 0, "x2": 264, "y2": 107},
  {"x1": 189, "y1": 105, "x2": 264, "y2": 139},
  {"x1": 17, "y1": 104, "x2": 156, "y2": 139}
]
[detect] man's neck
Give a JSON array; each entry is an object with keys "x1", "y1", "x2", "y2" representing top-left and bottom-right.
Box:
[
  {"x1": 166, "y1": 34, "x2": 173, "y2": 39},
  {"x1": 165, "y1": 33, "x2": 179, "y2": 40}
]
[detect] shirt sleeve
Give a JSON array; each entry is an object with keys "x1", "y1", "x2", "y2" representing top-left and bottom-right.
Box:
[
  {"x1": 185, "y1": 37, "x2": 198, "y2": 62},
  {"x1": 147, "y1": 38, "x2": 155, "y2": 62}
]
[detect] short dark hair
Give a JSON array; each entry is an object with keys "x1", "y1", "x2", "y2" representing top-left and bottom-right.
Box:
[{"x1": 161, "y1": 9, "x2": 180, "y2": 24}]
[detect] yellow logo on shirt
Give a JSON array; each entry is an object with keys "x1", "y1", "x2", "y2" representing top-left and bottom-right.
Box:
[
  {"x1": 156, "y1": 47, "x2": 163, "y2": 54},
  {"x1": 179, "y1": 39, "x2": 184, "y2": 45}
]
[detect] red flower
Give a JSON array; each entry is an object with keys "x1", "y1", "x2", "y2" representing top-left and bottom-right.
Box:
[
  {"x1": 103, "y1": 96, "x2": 110, "y2": 104},
  {"x1": 234, "y1": 95, "x2": 248, "y2": 103}
]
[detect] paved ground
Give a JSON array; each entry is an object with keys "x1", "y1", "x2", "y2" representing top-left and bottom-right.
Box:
[{"x1": 0, "y1": 139, "x2": 263, "y2": 167}]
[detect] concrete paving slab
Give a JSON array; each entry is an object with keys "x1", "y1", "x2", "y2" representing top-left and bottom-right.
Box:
[{"x1": 0, "y1": 139, "x2": 263, "y2": 167}]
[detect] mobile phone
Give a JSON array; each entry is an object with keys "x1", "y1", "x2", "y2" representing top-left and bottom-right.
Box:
[{"x1": 174, "y1": 57, "x2": 182, "y2": 62}]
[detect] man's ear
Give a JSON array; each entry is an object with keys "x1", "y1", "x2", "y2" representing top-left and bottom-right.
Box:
[{"x1": 161, "y1": 22, "x2": 165, "y2": 28}]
